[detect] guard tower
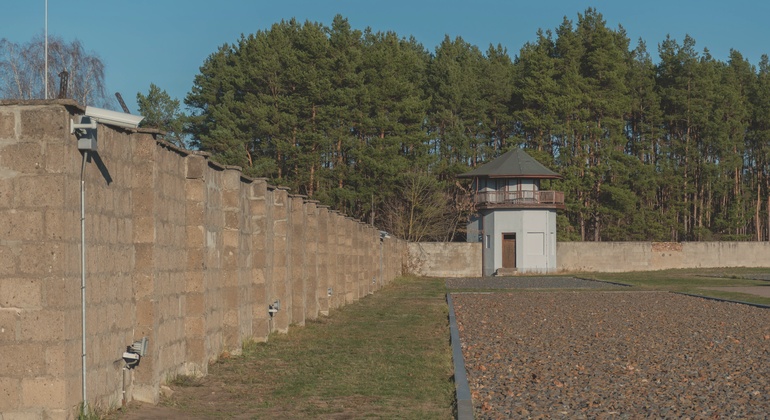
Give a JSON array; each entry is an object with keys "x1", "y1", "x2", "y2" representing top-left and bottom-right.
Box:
[{"x1": 459, "y1": 148, "x2": 564, "y2": 276}]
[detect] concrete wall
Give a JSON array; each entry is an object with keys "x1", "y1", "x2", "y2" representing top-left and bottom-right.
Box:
[
  {"x1": 0, "y1": 101, "x2": 406, "y2": 419},
  {"x1": 407, "y1": 242, "x2": 482, "y2": 278},
  {"x1": 557, "y1": 241, "x2": 770, "y2": 272},
  {"x1": 408, "y1": 240, "x2": 770, "y2": 278}
]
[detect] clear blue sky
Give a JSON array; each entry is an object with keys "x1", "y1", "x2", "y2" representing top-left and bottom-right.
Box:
[{"x1": 3, "y1": 0, "x2": 769, "y2": 113}]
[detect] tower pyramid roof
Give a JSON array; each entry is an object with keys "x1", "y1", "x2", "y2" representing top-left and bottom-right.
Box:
[{"x1": 458, "y1": 148, "x2": 560, "y2": 179}]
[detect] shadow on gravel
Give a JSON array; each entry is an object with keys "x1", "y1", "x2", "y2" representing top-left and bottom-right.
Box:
[
  {"x1": 446, "y1": 276, "x2": 631, "y2": 290},
  {"x1": 700, "y1": 272, "x2": 770, "y2": 281}
]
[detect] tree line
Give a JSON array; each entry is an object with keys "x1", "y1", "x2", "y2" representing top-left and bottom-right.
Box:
[{"x1": 6, "y1": 10, "x2": 770, "y2": 242}]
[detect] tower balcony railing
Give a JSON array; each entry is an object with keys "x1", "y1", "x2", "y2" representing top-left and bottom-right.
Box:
[{"x1": 474, "y1": 190, "x2": 565, "y2": 209}]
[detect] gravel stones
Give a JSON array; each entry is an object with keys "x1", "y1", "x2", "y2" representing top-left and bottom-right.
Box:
[{"x1": 452, "y1": 291, "x2": 770, "y2": 418}]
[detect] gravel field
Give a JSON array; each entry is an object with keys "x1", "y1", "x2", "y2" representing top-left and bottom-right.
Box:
[
  {"x1": 453, "y1": 291, "x2": 770, "y2": 419},
  {"x1": 447, "y1": 276, "x2": 627, "y2": 290}
]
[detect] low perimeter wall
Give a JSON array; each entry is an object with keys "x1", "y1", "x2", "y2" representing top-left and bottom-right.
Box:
[
  {"x1": 407, "y1": 242, "x2": 481, "y2": 278},
  {"x1": 409, "y1": 241, "x2": 770, "y2": 278},
  {"x1": 0, "y1": 101, "x2": 406, "y2": 419},
  {"x1": 557, "y1": 241, "x2": 770, "y2": 272}
]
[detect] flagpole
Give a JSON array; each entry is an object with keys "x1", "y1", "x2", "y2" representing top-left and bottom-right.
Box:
[{"x1": 44, "y1": 0, "x2": 48, "y2": 99}]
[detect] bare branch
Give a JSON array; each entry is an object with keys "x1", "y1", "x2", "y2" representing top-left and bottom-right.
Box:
[{"x1": 0, "y1": 34, "x2": 110, "y2": 106}]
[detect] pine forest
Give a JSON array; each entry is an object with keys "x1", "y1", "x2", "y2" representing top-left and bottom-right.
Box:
[{"x1": 184, "y1": 9, "x2": 770, "y2": 243}]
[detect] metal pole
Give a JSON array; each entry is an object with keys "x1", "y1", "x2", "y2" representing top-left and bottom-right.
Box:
[
  {"x1": 80, "y1": 151, "x2": 88, "y2": 411},
  {"x1": 44, "y1": 0, "x2": 48, "y2": 99}
]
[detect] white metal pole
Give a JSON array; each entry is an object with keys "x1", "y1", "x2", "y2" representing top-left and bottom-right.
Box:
[
  {"x1": 44, "y1": 0, "x2": 48, "y2": 99},
  {"x1": 80, "y1": 151, "x2": 87, "y2": 411}
]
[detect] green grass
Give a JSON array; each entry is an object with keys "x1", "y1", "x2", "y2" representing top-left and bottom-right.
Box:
[
  {"x1": 578, "y1": 267, "x2": 770, "y2": 305},
  {"x1": 77, "y1": 403, "x2": 101, "y2": 420},
  {"x1": 161, "y1": 275, "x2": 455, "y2": 419}
]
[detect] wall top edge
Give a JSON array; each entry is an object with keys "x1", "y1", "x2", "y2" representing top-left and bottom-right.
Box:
[
  {"x1": 2, "y1": 102, "x2": 390, "y2": 239},
  {"x1": 0, "y1": 99, "x2": 83, "y2": 110}
]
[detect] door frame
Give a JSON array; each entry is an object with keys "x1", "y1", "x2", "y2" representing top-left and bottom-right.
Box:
[{"x1": 502, "y1": 232, "x2": 516, "y2": 269}]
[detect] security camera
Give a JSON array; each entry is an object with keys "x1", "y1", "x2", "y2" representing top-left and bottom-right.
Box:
[{"x1": 85, "y1": 106, "x2": 144, "y2": 129}]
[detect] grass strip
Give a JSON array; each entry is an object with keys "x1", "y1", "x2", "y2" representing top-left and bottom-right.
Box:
[
  {"x1": 163, "y1": 275, "x2": 455, "y2": 419},
  {"x1": 583, "y1": 267, "x2": 770, "y2": 305}
]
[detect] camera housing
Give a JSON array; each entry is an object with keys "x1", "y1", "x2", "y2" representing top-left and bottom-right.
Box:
[
  {"x1": 70, "y1": 107, "x2": 144, "y2": 152},
  {"x1": 85, "y1": 106, "x2": 144, "y2": 129}
]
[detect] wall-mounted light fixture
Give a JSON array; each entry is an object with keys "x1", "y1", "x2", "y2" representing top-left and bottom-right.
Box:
[
  {"x1": 268, "y1": 300, "x2": 280, "y2": 316},
  {"x1": 122, "y1": 337, "x2": 149, "y2": 369}
]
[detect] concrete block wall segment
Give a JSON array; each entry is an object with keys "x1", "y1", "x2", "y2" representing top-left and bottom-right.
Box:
[
  {"x1": 344, "y1": 218, "x2": 355, "y2": 304},
  {"x1": 340, "y1": 215, "x2": 350, "y2": 307},
  {"x1": 353, "y1": 221, "x2": 361, "y2": 301},
  {"x1": 336, "y1": 216, "x2": 346, "y2": 306},
  {"x1": 254, "y1": 185, "x2": 275, "y2": 334},
  {"x1": 289, "y1": 194, "x2": 305, "y2": 327},
  {"x1": 365, "y1": 226, "x2": 373, "y2": 294},
  {"x1": 2, "y1": 105, "x2": 70, "y2": 416},
  {"x1": 271, "y1": 187, "x2": 289, "y2": 333},
  {"x1": 153, "y1": 144, "x2": 193, "y2": 387},
  {"x1": 368, "y1": 228, "x2": 376, "y2": 292},
  {"x1": 184, "y1": 154, "x2": 207, "y2": 374},
  {"x1": 130, "y1": 134, "x2": 160, "y2": 404},
  {"x1": 369, "y1": 226, "x2": 376, "y2": 292},
  {"x1": 358, "y1": 223, "x2": 367, "y2": 298},
  {"x1": 368, "y1": 226, "x2": 377, "y2": 293},
  {"x1": 304, "y1": 201, "x2": 319, "y2": 321},
  {"x1": 316, "y1": 206, "x2": 329, "y2": 316},
  {"x1": 353, "y1": 223, "x2": 362, "y2": 300},
  {"x1": 0, "y1": 107, "x2": 16, "y2": 140},
  {"x1": 249, "y1": 179, "x2": 269, "y2": 341},
  {"x1": 236, "y1": 178, "x2": 254, "y2": 350},
  {"x1": 331, "y1": 212, "x2": 344, "y2": 309},
  {"x1": 325, "y1": 210, "x2": 339, "y2": 311},
  {"x1": 262, "y1": 186, "x2": 276, "y2": 336},
  {"x1": 202, "y1": 164, "x2": 224, "y2": 363},
  {"x1": 221, "y1": 168, "x2": 242, "y2": 352}
]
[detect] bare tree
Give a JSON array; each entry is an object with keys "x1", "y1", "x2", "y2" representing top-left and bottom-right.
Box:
[
  {"x1": 0, "y1": 34, "x2": 110, "y2": 107},
  {"x1": 381, "y1": 170, "x2": 453, "y2": 242}
]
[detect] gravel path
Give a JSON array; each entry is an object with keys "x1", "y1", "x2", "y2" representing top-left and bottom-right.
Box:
[
  {"x1": 447, "y1": 276, "x2": 627, "y2": 290},
  {"x1": 452, "y1": 291, "x2": 770, "y2": 419}
]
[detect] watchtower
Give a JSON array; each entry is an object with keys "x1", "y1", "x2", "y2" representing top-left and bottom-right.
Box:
[{"x1": 459, "y1": 148, "x2": 564, "y2": 276}]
